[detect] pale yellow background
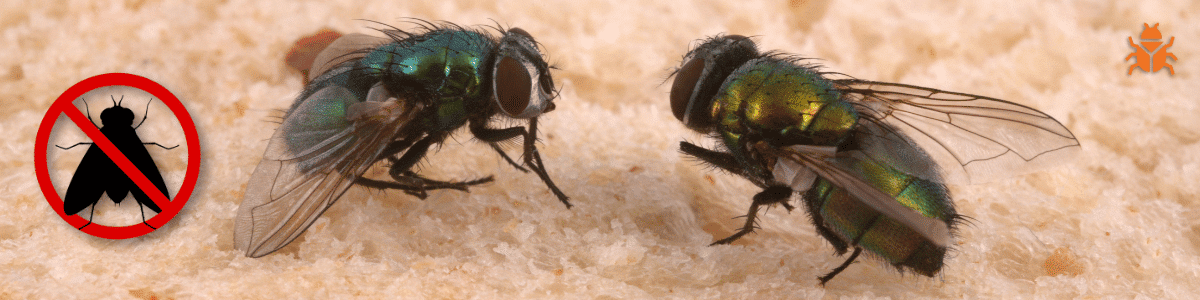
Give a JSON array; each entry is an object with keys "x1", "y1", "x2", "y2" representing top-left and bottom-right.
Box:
[{"x1": 2, "y1": 0, "x2": 1197, "y2": 298}]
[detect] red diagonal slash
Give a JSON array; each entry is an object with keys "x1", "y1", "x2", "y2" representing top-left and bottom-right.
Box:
[{"x1": 59, "y1": 102, "x2": 171, "y2": 210}]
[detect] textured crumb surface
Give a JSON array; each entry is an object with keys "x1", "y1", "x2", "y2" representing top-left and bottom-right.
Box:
[{"x1": 2, "y1": 0, "x2": 1199, "y2": 299}]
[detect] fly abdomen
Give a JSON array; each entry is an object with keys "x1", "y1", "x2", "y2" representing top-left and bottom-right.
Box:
[{"x1": 803, "y1": 158, "x2": 956, "y2": 276}]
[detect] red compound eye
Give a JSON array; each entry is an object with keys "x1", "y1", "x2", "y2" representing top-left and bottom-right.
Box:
[
  {"x1": 494, "y1": 56, "x2": 532, "y2": 116},
  {"x1": 670, "y1": 56, "x2": 706, "y2": 124}
]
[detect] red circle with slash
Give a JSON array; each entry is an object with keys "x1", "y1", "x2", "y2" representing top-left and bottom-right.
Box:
[{"x1": 34, "y1": 73, "x2": 201, "y2": 239}]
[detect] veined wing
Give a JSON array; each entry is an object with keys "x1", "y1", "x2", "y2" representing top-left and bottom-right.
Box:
[
  {"x1": 834, "y1": 79, "x2": 1080, "y2": 184},
  {"x1": 771, "y1": 145, "x2": 952, "y2": 248},
  {"x1": 235, "y1": 84, "x2": 415, "y2": 257},
  {"x1": 308, "y1": 33, "x2": 390, "y2": 82}
]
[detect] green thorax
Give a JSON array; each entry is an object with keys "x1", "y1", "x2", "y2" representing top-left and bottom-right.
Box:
[
  {"x1": 710, "y1": 58, "x2": 857, "y2": 178},
  {"x1": 356, "y1": 30, "x2": 495, "y2": 131}
]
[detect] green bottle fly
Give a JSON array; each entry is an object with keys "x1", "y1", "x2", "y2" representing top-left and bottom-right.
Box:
[
  {"x1": 236, "y1": 21, "x2": 569, "y2": 258},
  {"x1": 669, "y1": 35, "x2": 1079, "y2": 284}
]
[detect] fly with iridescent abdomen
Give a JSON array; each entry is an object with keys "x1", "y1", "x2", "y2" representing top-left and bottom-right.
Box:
[
  {"x1": 234, "y1": 20, "x2": 569, "y2": 258},
  {"x1": 668, "y1": 35, "x2": 1080, "y2": 284}
]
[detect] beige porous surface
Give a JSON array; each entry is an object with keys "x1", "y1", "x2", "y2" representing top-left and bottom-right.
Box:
[{"x1": 2, "y1": 0, "x2": 1198, "y2": 298}]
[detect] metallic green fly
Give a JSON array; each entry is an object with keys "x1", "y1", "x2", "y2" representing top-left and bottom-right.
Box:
[
  {"x1": 235, "y1": 20, "x2": 569, "y2": 258},
  {"x1": 668, "y1": 35, "x2": 1079, "y2": 284}
]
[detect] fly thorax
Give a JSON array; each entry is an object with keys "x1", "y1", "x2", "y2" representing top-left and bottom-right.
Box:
[
  {"x1": 358, "y1": 44, "x2": 403, "y2": 78},
  {"x1": 718, "y1": 58, "x2": 853, "y2": 146},
  {"x1": 802, "y1": 100, "x2": 857, "y2": 145},
  {"x1": 437, "y1": 55, "x2": 485, "y2": 99},
  {"x1": 360, "y1": 32, "x2": 490, "y2": 102}
]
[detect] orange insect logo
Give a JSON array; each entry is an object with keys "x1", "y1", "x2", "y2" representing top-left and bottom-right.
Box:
[{"x1": 1126, "y1": 23, "x2": 1177, "y2": 75}]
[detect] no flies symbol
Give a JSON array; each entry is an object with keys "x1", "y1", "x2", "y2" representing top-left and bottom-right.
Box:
[{"x1": 35, "y1": 73, "x2": 201, "y2": 239}]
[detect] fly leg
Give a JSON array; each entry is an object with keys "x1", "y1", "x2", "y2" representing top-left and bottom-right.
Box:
[
  {"x1": 142, "y1": 142, "x2": 179, "y2": 150},
  {"x1": 680, "y1": 142, "x2": 743, "y2": 171},
  {"x1": 679, "y1": 141, "x2": 773, "y2": 188},
  {"x1": 387, "y1": 168, "x2": 493, "y2": 199},
  {"x1": 469, "y1": 117, "x2": 570, "y2": 208},
  {"x1": 356, "y1": 136, "x2": 437, "y2": 196},
  {"x1": 680, "y1": 142, "x2": 796, "y2": 244},
  {"x1": 79, "y1": 203, "x2": 98, "y2": 230},
  {"x1": 468, "y1": 120, "x2": 529, "y2": 172},
  {"x1": 129, "y1": 191, "x2": 163, "y2": 230},
  {"x1": 818, "y1": 247, "x2": 863, "y2": 285},
  {"x1": 375, "y1": 136, "x2": 419, "y2": 161},
  {"x1": 355, "y1": 174, "x2": 494, "y2": 199},
  {"x1": 139, "y1": 202, "x2": 156, "y2": 229},
  {"x1": 522, "y1": 118, "x2": 570, "y2": 207},
  {"x1": 356, "y1": 134, "x2": 492, "y2": 199},
  {"x1": 487, "y1": 143, "x2": 528, "y2": 172},
  {"x1": 55, "y1": 142, "x2": 94, "y2": 150},
  {"x1": 711, "y1": 185, "x2": 793, "y2": 245}
]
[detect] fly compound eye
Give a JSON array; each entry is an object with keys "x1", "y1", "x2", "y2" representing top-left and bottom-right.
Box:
[
  {"x1": 493, "y1": 56, "x2": 533, "y2": 117},
  {"x1": 668, "y1": 34, "x2": 759, "y2": 131},
  {"x1": 494, "y1": 28, "x2": 553, "y2": 119},
  {"x1": 670, "y1": 56, "x2": 706, "y2": 125}
]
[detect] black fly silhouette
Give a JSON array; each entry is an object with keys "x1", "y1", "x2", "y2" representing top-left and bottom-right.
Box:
[{"x1": 57, "y1": 96, "x2": 177, "y2": 229}]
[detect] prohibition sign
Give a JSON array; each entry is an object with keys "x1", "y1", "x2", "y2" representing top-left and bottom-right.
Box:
[{"x1": 34, "y1": 73, "x2": 201, "y2": 239}]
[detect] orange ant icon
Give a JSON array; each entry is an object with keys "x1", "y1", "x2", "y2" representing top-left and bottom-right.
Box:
[{"x1": 1126, "y1": 23, "x2": 1177, "y2": 75}]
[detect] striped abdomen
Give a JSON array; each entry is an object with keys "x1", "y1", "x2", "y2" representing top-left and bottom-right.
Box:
[{"x1": 802, "y1": 157, "x2": 957, "y2": 276}]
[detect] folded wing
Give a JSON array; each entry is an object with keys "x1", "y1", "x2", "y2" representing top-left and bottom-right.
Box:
[{"x1": 235, "y1": 84, "x2": 414, "y2": 257}]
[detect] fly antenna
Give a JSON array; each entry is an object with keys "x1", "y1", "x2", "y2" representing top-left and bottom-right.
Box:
[{"x1": 134, "y1": 98, "x2": 153, "y2": 129}]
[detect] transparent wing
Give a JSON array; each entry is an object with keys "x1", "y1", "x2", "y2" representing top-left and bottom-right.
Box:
[
  {"x1": 834, "y1": 79, "x2": 1080, "y2": 184},
  {"x1": 773, "y1": 145, "x2": 951, "y2": 248},
  {"x1": 235, "y1": 84, "x2": 415, "y2": 257},
  {"x1": 308, "y1": 33, "x2": 390, "y2": 82}
]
